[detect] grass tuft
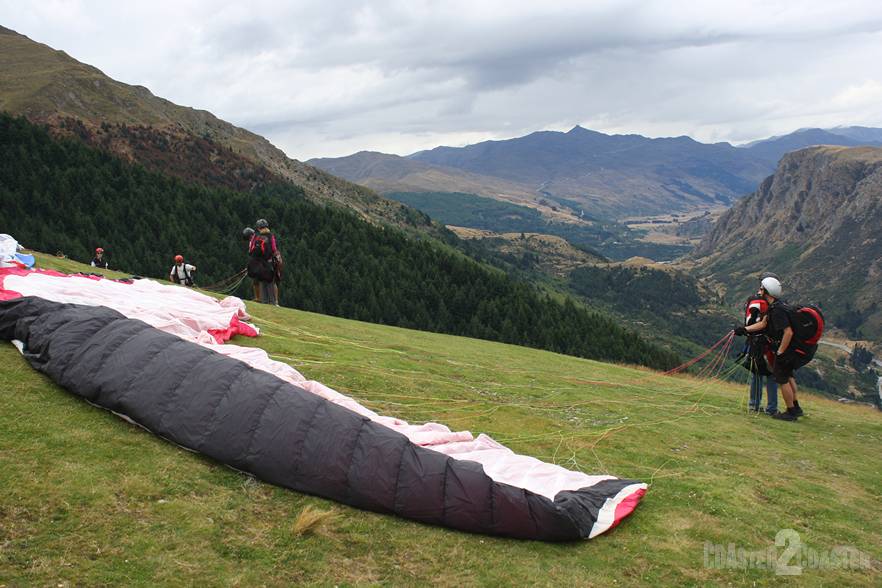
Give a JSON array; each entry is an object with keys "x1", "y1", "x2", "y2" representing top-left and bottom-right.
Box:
[{"x1": 292, "y1": 506, "x2": 339, "y2": 537}]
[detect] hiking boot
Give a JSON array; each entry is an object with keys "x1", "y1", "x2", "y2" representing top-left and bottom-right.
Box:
[
  {"x1": 792, "y1": 404, "x2": 804, "y2": 417},
  {"x1": 772, "y1": 410, "x2": 798, "y2": 421}
]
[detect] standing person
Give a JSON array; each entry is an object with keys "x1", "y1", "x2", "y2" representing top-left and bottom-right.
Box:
[
  {"x1": 737, "y1": 284, "x2": 778, "y2": 415},
  {"x1": 739, "y1": 276, "x2": 812, "y2": 421},
  {"x1": 169, "y1": 254, "x2": 196, "y2": 287},
  {"x1": 248, "y1": 218, "x2": 282, "y2": 306},
  {"x1": 247, "y1": 219, "x2": 280, "y2": 305},
  {"x1": 91, "y1": 247, "x2": 109, "y2": 269}
]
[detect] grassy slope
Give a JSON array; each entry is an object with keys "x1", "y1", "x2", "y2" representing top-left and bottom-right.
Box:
[{"x1": 1, "y1": 255, "x2": 881, "y2": 586}]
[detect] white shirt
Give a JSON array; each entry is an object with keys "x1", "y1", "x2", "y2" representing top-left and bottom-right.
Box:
[{"x1": 170, "y1": 263, "x2": 196, "y2": 281}]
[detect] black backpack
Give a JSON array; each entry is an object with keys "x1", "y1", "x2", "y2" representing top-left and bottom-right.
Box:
[
  {"x1": 247, "y1": 234, "x2": 275, "y2": 282},
  {"x1": 250, "y1": 234, "x2": 274, "y2": 261},
  {"x1": 774, "y1": 302, "x2": 825, "y2": 346},
  {"x1": 791, "y1": 304, "x2": 825, "y2": 345}
]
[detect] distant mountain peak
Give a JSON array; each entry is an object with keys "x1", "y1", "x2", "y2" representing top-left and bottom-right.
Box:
[
  {"x1": 353, "y1": 150, "x2": 399, "y2": 158},
  {"x1": 566, "y1": 125, "x2": 605, "y2": 137}
]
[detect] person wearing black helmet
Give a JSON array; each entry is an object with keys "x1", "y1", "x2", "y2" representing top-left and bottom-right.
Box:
[
  {"x1": 247, "y1": 219, "x2": 282, "y2": 305},
  {"x1": 91, "y1": 247, "x2": 109, "y2": 269}
]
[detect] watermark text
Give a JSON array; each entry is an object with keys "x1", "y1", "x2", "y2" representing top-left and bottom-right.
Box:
[{"x1": 704, "y1": 529, "x2": 871, "y2": 575}]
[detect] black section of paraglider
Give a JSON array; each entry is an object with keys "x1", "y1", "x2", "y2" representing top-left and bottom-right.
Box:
[{"x1": 0, "y1": 297, "x2": 642, "y2": 541}]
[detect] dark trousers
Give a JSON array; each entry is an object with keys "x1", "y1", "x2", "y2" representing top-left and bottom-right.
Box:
[{"x1": 749, "y1": 373, "x2": 778, "y2": 413}]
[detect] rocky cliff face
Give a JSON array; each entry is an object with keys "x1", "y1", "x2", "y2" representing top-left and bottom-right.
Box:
[{"x1": 694, "y1": 146, "x2": 882, "y2": 339}]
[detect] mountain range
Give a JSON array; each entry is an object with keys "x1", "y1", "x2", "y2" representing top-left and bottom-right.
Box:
[
  {"x1": 304, "y1": 150, "x2": 573, "y2": 222},
  {"x1": 311, "y1": 125, "x2": 882, "y2": 221}
]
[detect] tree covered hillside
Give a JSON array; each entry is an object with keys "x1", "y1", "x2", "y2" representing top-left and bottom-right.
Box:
[
  {"x1": 0, "y1": 114, "x2": 678, "y2": 369},
  {"x1": 386, "y1": 191, "x2": 691, "y2": 261}
]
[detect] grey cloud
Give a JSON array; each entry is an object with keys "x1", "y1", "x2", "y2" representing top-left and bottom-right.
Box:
[
  {"x1": 205, "y1": 19, "x2": 284, "y2": 55},
  {"x1": 3, "y1": 0, "x2": 882, "y2": 159}
]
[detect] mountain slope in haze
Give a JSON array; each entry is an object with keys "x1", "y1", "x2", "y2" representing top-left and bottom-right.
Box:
[
  {"x1": 309, "y1": 151, "x2": 530, "y2": 197},
  {"x1": 829, "y1": 126, "x2": 882, "y2": 143},
  {"x1": 693, "y1": 145, "x2": 882, "y2": 340},
  {"x1": 314, "y1": 123, "x2": 882, "y2": 223},
  {"x1": 314, "y1": 126, "x2": 773, "y2": 220},
  {"x1": 0, "y1": 25, "x2": 424, "y2": 230},
  {"x1": 407, "y1": 126, "x2": 772, "y2": 218},
  {"x1": 308, "y1": 150, "x2": 574, "y2": 222},
  {"x1": 741, "y1": 127, "x2": 882, "y2": 166}
]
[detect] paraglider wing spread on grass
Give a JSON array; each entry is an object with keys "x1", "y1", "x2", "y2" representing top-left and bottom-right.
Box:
[{"x1": 0, "y1": 276, "x2": 646, "y2": 541}]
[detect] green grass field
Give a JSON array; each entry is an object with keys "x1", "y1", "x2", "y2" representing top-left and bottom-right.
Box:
[{"x1": 1, "y1": 255, "x2": 880, "y2": 586}]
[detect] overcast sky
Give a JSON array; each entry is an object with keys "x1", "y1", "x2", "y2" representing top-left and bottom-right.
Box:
[{"x1": 3, "y1": 0, "x2": 882, "y2": 159}]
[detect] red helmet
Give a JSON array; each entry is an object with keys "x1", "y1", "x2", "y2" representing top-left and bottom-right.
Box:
[
  {"x1": 95, "y1": 247, "x2": 104, "y2": 254},
  {"x1": 174, "y1": 254, "x2": 184, "y2": 263}
]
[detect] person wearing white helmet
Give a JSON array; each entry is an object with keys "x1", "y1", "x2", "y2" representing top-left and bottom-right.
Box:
[{"x1": 737, "y1": 275, "x2": 805, "y2": 421}]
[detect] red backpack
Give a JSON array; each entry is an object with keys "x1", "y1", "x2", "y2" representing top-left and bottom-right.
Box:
[
  {"x1": 247, "y1": 234, "x2": 276, "y2": 282},
  {"x1": 790, "y1": 304, "x2": 825, "y2": 346},
  {"x1": 249, "y1": 234, "x2": 275, "y2": 261},
  {"x1": 771, "y1": 302, "x2": 825, "y2": 346}
]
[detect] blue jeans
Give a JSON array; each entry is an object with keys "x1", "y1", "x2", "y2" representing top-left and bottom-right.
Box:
[{"x1": 749, "y1": 373, "x2": 778, "y2": 413}]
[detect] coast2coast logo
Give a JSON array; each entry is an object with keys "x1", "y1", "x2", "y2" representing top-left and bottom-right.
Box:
[{"x1": 703, "y1": 529, "x2": 871, "y2": 575}]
